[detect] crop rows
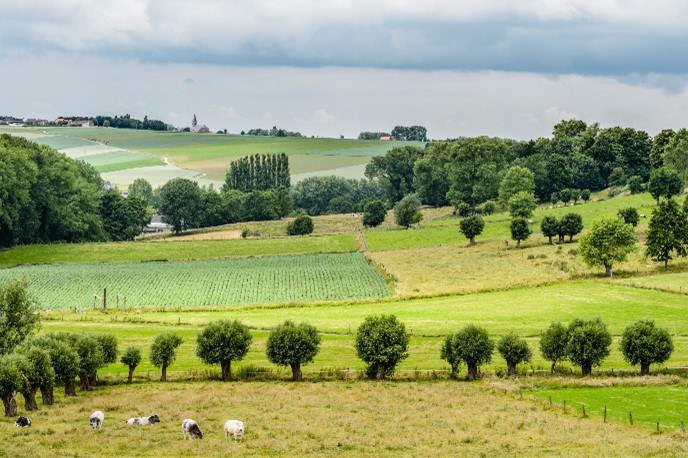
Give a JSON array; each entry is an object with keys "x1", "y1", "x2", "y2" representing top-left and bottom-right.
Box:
[{"x1": 0, "y1": 253, "x2": 390, "y2": 309}]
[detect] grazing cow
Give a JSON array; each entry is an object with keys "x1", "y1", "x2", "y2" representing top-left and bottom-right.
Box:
[
  {"x1": 181, "y1": 419, "x2": 203, "y2": 440},
  {"x1": 90, "y1": 411, "x2": 105, "y2": 430},
  {"x1": 125, "y1": 415, "x2": 160, "y2": 426},
  {"x1": 224, "y1": 419, "x2": 245, "y2": 441},
  {"x1": 14, "y1": 416, "x2": 31, "y2": 428}
]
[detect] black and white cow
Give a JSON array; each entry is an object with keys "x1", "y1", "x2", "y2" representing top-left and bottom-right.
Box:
[
  {"x1": 14, "y1": 416, "x2": 31, "y2": 428},
  {"x1": 90, "y1": 411, "x2": 105, "y2": 430},
  {"x1": 125, "y1": 415, "x2": 160, "y2": 426},
  {"x1": 181, "y1": 419, "x2": 203, "y2": 440}
]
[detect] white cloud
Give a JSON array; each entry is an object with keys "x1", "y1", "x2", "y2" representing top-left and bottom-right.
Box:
[
  {"x1": 262, "y1": 111, "x2": 273, "y2": 122},
  {"x1": 313, "y1": 108, "x2": 336, "y2": 124}
]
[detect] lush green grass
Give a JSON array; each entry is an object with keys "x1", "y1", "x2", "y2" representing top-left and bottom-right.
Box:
[
  {"x1": 529, "y1": 385, "x2": 688, "y2": 429},
  {"x1": 614, "y1": 271, "x2": 688, "y2": 295},
  {"x1": 366, "y1": 193, "x2": 656, "y2": 252},
  {"x1": 7, "y1": 381, "x2": 685, "y2": 457},
  {"x1": 79, "y1": 151, "x2": 163, "y2": 172},
  {"x1": 0, "y1": 253, "x2": 389, "y2": 310},
  {"x1": 0, "y1": 233, "x2": 357, "y2": 267}
]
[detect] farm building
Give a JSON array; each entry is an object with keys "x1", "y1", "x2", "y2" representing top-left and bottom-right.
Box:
[
  {"x1": 379, "y1": 135, "x2": 392, "y2": 141},
  {"x1": 144, "y1": 215, "x2": 171, "y2": 233}
]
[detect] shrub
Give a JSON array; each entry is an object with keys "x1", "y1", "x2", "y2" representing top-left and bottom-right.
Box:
[
  {"x1": 620, "y1": 320, "x2": 673, "y2": 375},
  {"x1": 455, "y1": 202, "x2": 472, "y2": 217},
  {"x1": 540, "y1": 322, "x2": 568, "y2": 373},
  {"x1": 196, "y1": 320, "x2": 252, "y2": 381},
  {"x1": 266, "y1": 321, "x2": 320, "y2": 381},
  {"x1": 617, "y1": 207, "x2": 640, "y2": 227},
  {"x1": 510, "y1": 217, "x2": 532, "y2": 248},
  {"x1": 120, "y1": 347, "x2": 142, "y2": 384},
  {"x1": 459, "y1": 215, "x2": 485, "y2": 246},
  {"x1": 627, "y1": 175, "x2": 644, "y2": 194},
  {"x1": 362, "y1": 199, "x2": 387, "y2": 228},
  {"x1": 559, "y1": 213, "x2": 583, "y2": 242},
  {"x1": 508, "y1": 191, "x2": 537, "y2": 219},
  {"x1": 566, "y1": 318, "x2": 612, "y2": 376},
  {"x1": 497, "y1": 333, "x2": 531, "y2": 376},
  {"x1": 286, "y1": 214, "x2": 314, "y2": 236},
  {"x1": 149, "y1": 333, "x2": 183, "y2": 382},
  {"x1": 445, "y1": 324, "x2": 494, "y2": 380},
  {"x1": 580, "y1": 189, "x2": 591, "y2": 202},
  {"x1": 394, "y1": 194, "x2": 422, "y2": 228},
  {"x1": 355, "y1": 315, "x2": 410, "y2": 380},
  {"x1": 482, "y1": 201, "x2": 496, "y2": 215},
  {"x1": 540, "y1": 215, "x2": 559, "y2": 244}
]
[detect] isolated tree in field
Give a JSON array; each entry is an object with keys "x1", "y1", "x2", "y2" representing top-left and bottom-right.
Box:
[
  {"x1": 663, "y1": 128, "x2": 688, "y2": 183},
  {"x1": 626, "y1": 175, "x2": 644, "y2": 194},
  {"x1": 617, "y1": 207, "x2": 640, "y2": 227},
  {"x1": 459, "y1": 215, "x2": 485, "y2": 246},
  {"x1": 508, "y1": 191, "x2": 537, "y2": 219},
  {"x1": 559, "y1": 213, "x2": 584, "y2": 242},
  {"x1": 440, "y1": 335, "x2": 461, "y2": 378},
  {"x1": 150, "y1": 333, "x2": 183, "y2": 382},
  {"x1": 120, "y1": 347, "x2": 142, "y2": 384},
  {"x1": 540, "y1": 322, "x2": 569, "y2": 374},
  {"x1": 648, "y1": 168, "x2": 683, "y2": 203},
  {"x1": 128, "y1": 178, "x2": 154, "y2": 206},
  {"x1": 394, "y1": 194, "x2": 422, "y2": 228},
  {"x1": 197, "y1": 320, "x2": 252, "y2": 381},
  {"x1": 620, "y1": 320, "x2": 673, "y2": 376},
  {"x1": 15, "y1": 346, "x2": 54, "y2": 411},
  {"x1": 0, "y1": 278, "x2": 40, "y2": 356},
  {"x1": 497, "y1": 333, "x2": 532, "y2": 376},
  {"x1": 355, "y1": 315, "x2": 410, "y2": 380},
  {"x1": 158, "y1": 177, "x2": 203, "y2": 234},
  {"x1": 286, "y1": 214, "x2": 314, "y2": 236},
  {"x1": 510, "y1": 217, "x2": 532, "y2": 248},
  {"x1": 0, "y1": 353, "x2": 23, "y2": 416},
  {"x1": 579, "y1": 218, "x2": 636, "y2": 277},
  {"x1": 566, "y1": 318, "x2": 612, "y2": 376},
  {"x1": 362, "y1": 199, "x2": 387, "y2": 227},
  {"x1": 446, "y1": 325, "x2": 494, "y2": 380},
  {"x1": 646, "y1": 198, "x2": 688, "y2": 267},
  {"x1": 541, "y1": 215, "x2": 559, "y2": 244},
  {"x1": 499, "y1": 166, "x2": 535, "y2": 204},
  {"x1": 266, "y1": 321, "x2": 320, "y2": 381}
]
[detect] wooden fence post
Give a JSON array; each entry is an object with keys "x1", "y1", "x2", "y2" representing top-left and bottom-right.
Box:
[
  {"x1": 581, "y1": 404, "x2": 587, "y2": 418},
  {"x1": 604, "y1": 406, "x2": 607, "y2": 423},
  {"x1": 629, "y1": 411, "x2": 633, "y2": 426},
  {"x1": 103, "y1": 288, "x2": 107, "y2": 309}
]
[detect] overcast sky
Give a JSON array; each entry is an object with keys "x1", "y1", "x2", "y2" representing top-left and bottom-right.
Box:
[{"x1": 2, "y1": 0, "x2": 688, "y2": 139}]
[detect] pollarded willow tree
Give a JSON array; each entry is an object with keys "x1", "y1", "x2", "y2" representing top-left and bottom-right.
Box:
[
  {"x1": 539, "y1": 322, "x2": 568, "y2": 374},
  {"x1": 497, "y1": 333, "x2": 532, "y2": 377},
  {"x1": 620, "y1": 320, "x2": 673, "y2": 375},
  {"x1": 266, "y1": 321, "x2": 320, "y2": 382},
  {"x1": 444, "y1": 324, "x2": 494, "y2": 380},
  {"x1": 120, "y1": 347, "x2": 142, "y2": 384},
  {"x1": 566, "y1": 318, "x2": 612, "y2": 376},
  {"x1": 150, "y1": 333, "x2": 183, "y2": 382},
  {"x1": 355, "y1": 315, "x2": 410, "y2": 380},
  {"x1": 196, "y1": 320, "x2": 252, "y2": 381}
]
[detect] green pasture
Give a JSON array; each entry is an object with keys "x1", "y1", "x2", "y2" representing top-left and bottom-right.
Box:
[
  {"x1": 40, "y1": 279, "x2": 688, "y2": 376},
  {"x1": 80, "y1": 151, "x2": 163, "y2": 172},
  {"x1": 614, "y1": 272, "x2": 688, "y2": 295},
  {"x1": 0, "y1": 233, "x2": 357, "y2": 267},
  {"x1": 529, "y1": 385, "x2": 688, "y2": 429},
  {"x1": 0, "y1": 253, "x2": 390, "y2": 309}
]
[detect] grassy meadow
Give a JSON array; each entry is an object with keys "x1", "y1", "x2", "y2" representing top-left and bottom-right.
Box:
[{"x1": 6, "y1": 381, "x2": 688, "y2": 457}]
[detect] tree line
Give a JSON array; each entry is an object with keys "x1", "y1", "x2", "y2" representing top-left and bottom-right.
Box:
[
  {"x1": 0, "y1": 135, "x2": 151, "y2": 247},
  {"x1": 358, "y1": 125, "x2": 428, "y2": 141},
  {"x1": 92, "y1": 114, "x2": 170, "y2": 131},
  {"x1": 0, "y1": 279, "x2": 676, "y2": 417}
]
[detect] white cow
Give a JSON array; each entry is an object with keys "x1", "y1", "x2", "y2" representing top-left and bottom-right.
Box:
[{"x1": 224, "y1": 420, "x2": 245, "y2": 441}]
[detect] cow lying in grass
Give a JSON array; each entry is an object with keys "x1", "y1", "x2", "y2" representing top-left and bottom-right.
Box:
[
  {"x1": 15, "y1": 416, "x2": 31, "y2": 428},
  {"x1": 224, "y1": 420, "x2": 245, "y2": 441},
  {"x1": 90, "y1": 411, "x2": 104, "y2": 430},
  {"x1": 125, "y1": 415, "x2": 160, "y2": 426},
  {"x1": 181, "y1": 419, "x2": 203, "y2": 440}
]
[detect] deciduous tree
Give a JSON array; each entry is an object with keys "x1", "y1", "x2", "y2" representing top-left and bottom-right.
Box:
[
  {"x1": 196, "y1": 320, "x2": 252, "y2": 381},
  {"x1": 355, "y1": 315, "x2": 409, "y2": 380},
  {"x1": 579, "y1": 218, "x2": 636, "y2": 277},
  {"x1": 266, "y1": 321, "x2": 320, "y2": 381},
  {"x1": 620, "y1": 320, "x2": 673, "y2": 375}
]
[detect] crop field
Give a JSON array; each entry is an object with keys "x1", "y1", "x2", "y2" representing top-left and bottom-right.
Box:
[
  {"x1": 5, "y1": 382, "x2": 687, "y2": 457},
  {"x1": 528, "y1": 384, "x2": 688, "y2": 429},
  {"x1": 0, "y1": 233, "x2": 356, "y2": 267},
  {"x1": 0, "y1": 253, "x2": 389, "y2": 309},
  {"x1": 79, "y1": 151, "x2": 163, "y2": 173}
]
